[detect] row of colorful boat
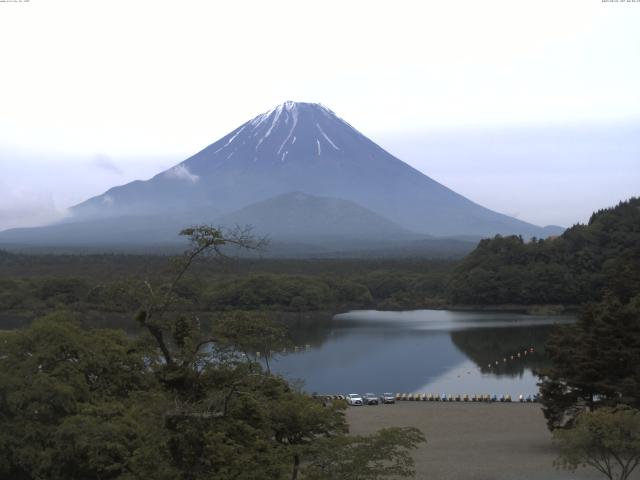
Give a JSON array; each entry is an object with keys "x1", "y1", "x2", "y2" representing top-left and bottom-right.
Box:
[
  {"x1": 395, "y1": 393, "x2": 539, "y2": 402},
  {"x1": 318, "y1": 393, "x2": 540, "y2": 402}
]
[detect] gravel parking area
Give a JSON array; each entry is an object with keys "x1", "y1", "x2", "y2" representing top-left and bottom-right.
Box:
[{"x1": 346, "y1": 402, "x2": 629, "y2": 480}]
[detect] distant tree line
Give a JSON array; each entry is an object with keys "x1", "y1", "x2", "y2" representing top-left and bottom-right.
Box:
[{"x1": 0, "y1": 260, "x2": 452, "y2": 318}]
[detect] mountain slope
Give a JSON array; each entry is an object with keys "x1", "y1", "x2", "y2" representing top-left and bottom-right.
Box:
[{"x1": 70, "y1": 101, "x2": 562, "y2": 238}]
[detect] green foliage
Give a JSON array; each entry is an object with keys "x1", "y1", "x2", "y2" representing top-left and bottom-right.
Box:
[
  {"x1": 538, "y1": 294, "x2": 640, "y2": 429},
  {"x1": 0, "y1": 314, "x2": 173, "y2": 480},
  {"x1": 448, "y1": 197, "x2": 640, "y2": 305},
  {"x1": 205, "y1": 274, "x2": 335, "y2": 311},
  {"x1": 554, "y1": 406, "x2": 640, "y2": 480},
  {"x1": 1, "y1": 226, "x2": 426, "y2": 479},
  {"x1": 303, "y1": 427, "x2": 426, "y2": 480},
  {"x1": 0, "y1": 310, "x2": 425, "y2": 479},
  {"x1": 1, "y1": 256, "x2": 453, "y2": 321},
  {"x1": 213, "y1": 311, "x2": 290, "y2": 366}
]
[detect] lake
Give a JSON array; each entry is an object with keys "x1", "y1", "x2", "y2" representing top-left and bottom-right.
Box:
[{"x1": 271, "y1": 310, "x2": 575, "y2": 397}]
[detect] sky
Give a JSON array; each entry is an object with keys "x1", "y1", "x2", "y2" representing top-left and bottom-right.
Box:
[{"x1": 0, "y1": 0, "x2": 639, "y2": 230}]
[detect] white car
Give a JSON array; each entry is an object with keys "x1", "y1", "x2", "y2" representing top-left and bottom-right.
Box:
[{"x1": 346, "y1": 393, "x2": 363, "y2": 406}]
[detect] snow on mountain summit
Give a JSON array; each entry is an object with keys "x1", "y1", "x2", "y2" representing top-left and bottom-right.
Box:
[{"x1": 182, "y1": 101, "x2": 372, "y2": 173}]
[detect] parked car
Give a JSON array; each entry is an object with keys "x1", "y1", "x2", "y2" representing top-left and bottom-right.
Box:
[
  {"x1": 380, "y1": 392, "x2": 396, "y2": 404},
  {"x1": 363, "y1": 393, "x2": 380, "y2": 405},
  {"x1": 346, "y1": 393, "x2": 363, "y2": 406}
]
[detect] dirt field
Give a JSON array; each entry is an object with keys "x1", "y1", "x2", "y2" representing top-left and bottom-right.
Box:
[{"x1": 346, "y1": 402, "x2": 632, "y2": 480}]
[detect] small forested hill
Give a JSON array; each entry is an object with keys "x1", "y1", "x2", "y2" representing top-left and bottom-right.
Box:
[
  {"x1": 215, "y1": 192, "x2": 412, "y2": 240},
  {"x1": 447, "y1": 197, "x2": 640, "y2": 305}
]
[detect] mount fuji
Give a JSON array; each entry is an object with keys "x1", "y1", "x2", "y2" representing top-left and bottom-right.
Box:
[{"x1": 0, "y1": 101, "x2": 562, "y2": 253}]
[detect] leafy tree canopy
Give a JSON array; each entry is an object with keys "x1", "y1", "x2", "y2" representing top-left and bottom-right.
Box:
[
  {"x1": 554, "y1": 406, "x2": 640, "y2": 480},
  {"x1": 0, "y1": 226, "x2": 426, "y2": 480},
  {"x1": 448, "y1": 197, "x2": 640, "y2": 305}
]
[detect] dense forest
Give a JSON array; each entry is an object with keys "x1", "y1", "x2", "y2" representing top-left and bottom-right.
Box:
[
  {"x1": 447, "y1": 197, "x2": 640, "y2": 305},
  {"x1": 0, "y1": 255, "x2": 453, "y2": 325}
]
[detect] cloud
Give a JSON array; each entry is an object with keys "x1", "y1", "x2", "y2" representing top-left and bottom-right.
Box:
[
  {"x1": 0, "y1": 183, "x2": 69, "y2": 231},
  {"x1": 92, "y1": 153, "x2": 124, "y2": 176},
  {"x1": 164, "y1": 164, "x2": 199, "y2": 183}
]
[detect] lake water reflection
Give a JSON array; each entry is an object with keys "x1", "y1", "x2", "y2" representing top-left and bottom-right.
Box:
[{"x1": 272, "y1": 310, "x2": 574, "y2": 396}]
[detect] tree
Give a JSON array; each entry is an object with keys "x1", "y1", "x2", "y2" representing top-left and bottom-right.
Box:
[
  {"x1": 133, "y1": 225, "x2": 265, "y2": 367},
  {"x1": 538, "y1": 294, "x2": 640, "y2": 429},
  {"x1": 213, "y1": 310, "x2": 291, "y2": 373},
  {"x1": 0, "y1": 313, "x2": 176, "y2": 480},
  {"x1": 1, "y1": 225, "x2": 427, "y2": 479},
  {"x1": 554, "y1": 406, "x2": 640, "y2": 480},
  {"x1": 303, "y1": 427, "x2": 426, "y2": 480}
]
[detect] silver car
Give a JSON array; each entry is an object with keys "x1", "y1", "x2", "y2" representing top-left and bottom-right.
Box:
[
  {"x1": 363, "y1": 393, "x2": 380, "y2": 405},
  {"x1": 380, "y1": 392, "x2": 396, "y2": 404}
]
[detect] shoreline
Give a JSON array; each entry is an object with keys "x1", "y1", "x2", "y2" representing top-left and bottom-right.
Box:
[
  {"x1": 336, "y1": 303, "x2": 579, "y2": 316},
  {"x1": 444, "y1": 303, "x2": 579, "y2": 315}
]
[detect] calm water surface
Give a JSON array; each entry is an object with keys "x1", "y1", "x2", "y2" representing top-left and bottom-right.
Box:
[{"x1": 272, "y1": 310, "x2": 574, "y2": 397}]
